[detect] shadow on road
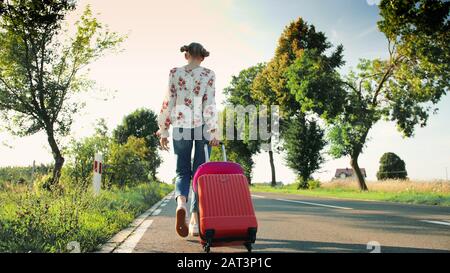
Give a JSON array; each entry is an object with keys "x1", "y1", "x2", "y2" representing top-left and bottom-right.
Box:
[
  {"x1": 254, "y1": 238, "x2": 450, "y2": 253},
  {"x1": 254, "y1": 199, "x2": 450, "y2": 237}
]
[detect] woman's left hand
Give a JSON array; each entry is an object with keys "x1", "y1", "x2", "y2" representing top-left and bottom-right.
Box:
[
  {"x1": 209, "y1": 138, "x2": 220, "y2": 147},
  {"x1": 160, "y1": 137, "x2": 170, "y2": 151},
  {"x1": 209, "y1": 130, "x2": 220, "y2": 146}
]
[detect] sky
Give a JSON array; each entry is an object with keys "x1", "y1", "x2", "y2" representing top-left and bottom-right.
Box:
[{"x1": 0, "y1": 0, "x2": 449, "y2": 183}]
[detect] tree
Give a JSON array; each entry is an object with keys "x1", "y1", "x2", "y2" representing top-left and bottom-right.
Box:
[
  {"x1": 112, "y1": 108, "x2": 161, "y2": 180},
  {"x1": 225, "y1": 63, "x2": 265, "y2": 107},
  {"x1": 252, "y1": 18, "x2": 334, "y2": 117},
  {"x1": 285, "y1": 43, "x2": 345, "y2": 188},
  {"x1": 283, "y1": 114, "x2": 326, "y2": 189},
  {"x1": 252, "y1": 17, "x2": 342, "y2": 187},
  {"x1": 221, "y1": 64, "x2": 265, "y2": 183},
  {"x1": 288, "y1": 1, "x2": 449, "y2": 191},
  {"x1": 210, "y1": 139, "x2": 255, "y2": 184},
  {"x1": 107, "y1": 136, "x2": 150, "y2": 188},
  {"x1": 0, "y1": 1, "x2": 124, "y2": 187},
  {"x1": 209, "y1": 109, "x2": 259, "y2": 184},
  {"x1": 377, "y1": 152, "x2": 408, "y2": 180}
]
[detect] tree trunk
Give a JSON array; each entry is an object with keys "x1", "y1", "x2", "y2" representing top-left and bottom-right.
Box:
[
  {"x1": 46, "y1": 125, "x2": 64, "y2": 187},
  {"x1": 269, "y1": 150, "x2": 276, "y2": 187},
  {"x1": 296, "y1": 178, "x2": 303, "y2": 190},
  {"x1": 350, "y1": 153, "x2": 368, "y2": 191},
  {"x1": 150, "y1": 168, "x2": 157, "y2": 182}
]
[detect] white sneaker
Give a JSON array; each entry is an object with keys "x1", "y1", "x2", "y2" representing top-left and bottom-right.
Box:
[
  {"x1": 189, "y1": 223, "x2": 199, "y2": 237},
  {"x1": 175, "y1": 203, "x2": 189, "y2": 237}
]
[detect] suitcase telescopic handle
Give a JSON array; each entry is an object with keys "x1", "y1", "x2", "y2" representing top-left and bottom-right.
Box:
[{"x1": 204, "y1": 142, "x2": 227, "y2": 162}]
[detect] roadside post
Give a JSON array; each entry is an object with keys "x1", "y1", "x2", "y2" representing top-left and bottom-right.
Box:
[
  {"x1": 93, "y1": 153, "x2": 103, "y2": 196},
  {"x1": 31, "y1": 160, "x2": 35, "y2": 185}
]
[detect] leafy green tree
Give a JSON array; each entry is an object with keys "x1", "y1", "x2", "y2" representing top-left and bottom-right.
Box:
[
  {"x1": 377, "y1": 152, "x2": 408, "y2": 180},
  {"x1": 337, "y1": 0, "x2": 448, "y2": 190},
  {"x1": 252, "y1": 17, "x2": 342, "y2": 186},
  {"x1": 112, "y1": 108, "x2": 161, "y2": 180},
  {"x1": 221, "y1": 64, "x2": 265, "y2": 182},
  {"x1": 288, "y1": 1, "x2": 449, "y2": 190},
  {"x1": 252, "y1": 17, "x2": 343, "y2": 117},
  {"x1": 210, "y1": 141, "x2": 255, "y2": 184},
  {"x1": 225, "y1": 64, "x2": 265, "y2": 107},
  {"x1": 107, "y1": 136, "x2": 150, "y2": 188},
  {"x1": 285, "y1": 40, "x2": 345, "y2": 189},
  {"x1": 287, "y1": 49, "x2": 345, "y2": 120},
  {"x1": 283, "y1": 114, "x2": 326, "y2": 189},
  {"x1": 0, "y1": 1, "x2": 124, "y2": 187},
  {"x1": 209, "y1": 110, "x2": 259, "y2": 184},
  {"x1": 62, "y1": 119, "x2": 111, "y2": 189}
]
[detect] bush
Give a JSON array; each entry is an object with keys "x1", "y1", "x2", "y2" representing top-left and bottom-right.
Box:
[
  {"x1": 63, "y1": 127, "x2": 152, "y2": 190},
  {"x1": 107, "y1": 136, "x2": 151, "y2": 188},
  {"x1": 307, "y1": 179, "x2": 321, "y2": 190},
  {"x1": 32, "y1": 174, "x2": 54, "y2": 194},
  {"x1": 377, "y1": 152, "x2": 408, "y2": 180},
  {"x1": 294, "y1": 177, "x2": 321, "y2": 190},
  {"x1": 295, "y1": 177, "x2": 308, "y2": 189},
  {"x1": 112, "y1": 108, "x2": 162, "y2": 180},
  {"x1": 63, "y1": 130, "x2": 111, "y2": 190},
  {"x1": 0, "y1": 182, "x2": 173, "y2": 253}
]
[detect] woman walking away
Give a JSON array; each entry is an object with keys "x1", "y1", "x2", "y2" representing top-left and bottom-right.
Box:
[{"x1": 157, "y1": 42, "x2": 219, "y2": 238}]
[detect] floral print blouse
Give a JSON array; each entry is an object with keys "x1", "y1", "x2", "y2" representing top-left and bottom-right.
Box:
[{"x1": 157, "y1": 66, "x2": 218, "y2": 138}]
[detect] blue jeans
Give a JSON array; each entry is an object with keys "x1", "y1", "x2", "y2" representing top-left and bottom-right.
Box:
[{"x1": 173, "y1": 126, "x2": 211, "y2": 213}]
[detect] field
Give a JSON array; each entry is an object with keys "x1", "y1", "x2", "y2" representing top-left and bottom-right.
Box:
[{"x1": 251, "y1": 179, "x2": 450, "y2": 206}]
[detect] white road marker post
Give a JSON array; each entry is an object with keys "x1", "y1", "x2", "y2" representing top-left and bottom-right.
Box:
[
  {"x1": 93, "y1": 153, "x2": 103, "y2": 196},
  {"x1": 31, "y1": 160, "x2": 35, "y2": 185}
]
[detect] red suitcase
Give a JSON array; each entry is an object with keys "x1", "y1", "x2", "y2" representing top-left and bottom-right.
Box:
[{"x1": 194, "y1": 143, "x2": 258, "y2": 253}]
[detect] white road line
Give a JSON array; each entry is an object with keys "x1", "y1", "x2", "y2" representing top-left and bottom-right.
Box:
[
  {"x1": 420, "y1": 220, "x2": 450, "y2": 227},
  {"x1": 113, "y1": 219, "x2": 154, "y2": 253},
  {"x1": 251, "y1": 194, "x2": 266, "y2": 199},
  {"x1": 152, "y1": 209, "x2": 162, "y2": 216},
  {"x1": 115, "y1": 200, "x2": 165, "y2": 252},
  {"x1": 275, "y1": 198, "x2": 353, "y2": 210},
  {"x1": 97, "y1": 191, "x2": 174, "y2": 253}
]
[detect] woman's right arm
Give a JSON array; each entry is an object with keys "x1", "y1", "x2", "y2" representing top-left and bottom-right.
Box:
[{"x1": 157, "y1": 69, "x2": 177, "y2": 139}]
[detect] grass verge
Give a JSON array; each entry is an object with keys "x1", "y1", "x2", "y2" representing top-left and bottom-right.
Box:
[
  {"x1": 251, "y1": 180, "x2": 450, "y2": 206},
  {"x1": 0, "y1": 182, "x2": 173, "y2": 253}
]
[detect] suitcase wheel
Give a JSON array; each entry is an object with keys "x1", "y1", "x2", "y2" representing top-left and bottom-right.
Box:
[
  {"x1": 203, "y1": 245, "x2": 211, "y2": 253},
  {"x1": 244, "y1": 242, "x2": 252, "y2": 253},
  {"x1": 202, "y1": 229, "x2": 214, "y2": 253}
]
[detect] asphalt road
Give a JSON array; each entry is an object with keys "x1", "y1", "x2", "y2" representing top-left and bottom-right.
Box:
[{"x1": 123, "y1": 191, "x2": 450, "y2": 253}]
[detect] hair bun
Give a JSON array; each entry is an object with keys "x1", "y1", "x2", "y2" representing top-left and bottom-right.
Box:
[
  {"x1": 202, "y1": 48, "x2": 210, "y2": 57},
  {"x1": 180, "y1": 43, "x2": 210, "y2": 58}
]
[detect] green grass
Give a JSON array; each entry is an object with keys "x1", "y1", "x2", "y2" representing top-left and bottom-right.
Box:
[
  {"x1": 251, "y1": 182, "x2": 450, "y2": 206},
  {"x1": 0, "y1": 182, "x2": 173, "y2": 253}
]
